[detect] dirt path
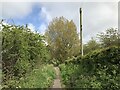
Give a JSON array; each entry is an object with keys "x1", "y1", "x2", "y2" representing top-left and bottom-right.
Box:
[{"x1": 52, "y1": 67, "x2": 62, "y2": 88}]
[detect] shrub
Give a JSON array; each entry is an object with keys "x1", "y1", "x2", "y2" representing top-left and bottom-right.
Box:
[{"x1": 60, "y1": 46, "x2": 120, "y2": 89}]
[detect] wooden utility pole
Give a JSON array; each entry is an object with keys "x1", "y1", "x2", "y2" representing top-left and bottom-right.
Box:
[{"x1": 80, "y1": 8, "x2": 83, "y2": 56}]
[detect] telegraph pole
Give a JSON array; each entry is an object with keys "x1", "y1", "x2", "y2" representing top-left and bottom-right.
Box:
[{"x1": 80, "y1": 8, "x2": 83, "y2": 56}]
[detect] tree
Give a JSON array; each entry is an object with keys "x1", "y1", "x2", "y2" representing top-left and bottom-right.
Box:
[
  {"x1": 45, "y1": 17, "x2": 80, "y2": 64},
  {"x1": 83, "y1": 37, "x2": 100, "y2": 55},
  {"x1": 97, "y1": 28, "x2": 119, "y2": 47}
]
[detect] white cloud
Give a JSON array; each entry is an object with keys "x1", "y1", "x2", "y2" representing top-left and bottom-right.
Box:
[
  {"x1": 0, "y1": 24, "x2": 2, "y2": 31},
  {"x1": 28, "y1": 23, "x2": 36, "y2": 32},
  {"x1": 39, "y1": 7, "x2": 52, "y2": 23},
  {"x1": 0, "y1": 2, "x2": 118, "y2": 43},
  {"x1": 1, "y1": 2, "x2": 34, "y2": 19},
  {"x1": 82, "y1": 3, "x2": 118, "y2": 41},
  {"x1": 40, "y1": 2, "x2": 118, "y2": 43},
  {"x1": 0, "y1": 0, "x2": 119, "y2": 2},
  {"x1": 38, "y1": 23, "x2": 47, "y2": 35}
]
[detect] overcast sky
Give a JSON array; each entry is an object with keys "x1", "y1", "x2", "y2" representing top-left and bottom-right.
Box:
[{"x1": 0, "y1": 1, "x2": 118, "y2": 43}]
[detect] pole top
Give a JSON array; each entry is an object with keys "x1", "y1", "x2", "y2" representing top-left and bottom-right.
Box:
[{"x1": 79, "y1": 8, "x2": 82, "y2": 13}]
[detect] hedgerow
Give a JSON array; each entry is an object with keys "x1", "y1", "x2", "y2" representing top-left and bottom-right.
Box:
[
  {"x1": 60, "y1": 46, "x2": 120, "y2": 89},
  {"x1": 1, "y1": 23, "x2": 52, "y2": 88}
]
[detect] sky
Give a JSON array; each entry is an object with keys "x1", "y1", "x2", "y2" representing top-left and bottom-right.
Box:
[{"x1": 0, "y1": 1, "x2": 118, "y2": 43}]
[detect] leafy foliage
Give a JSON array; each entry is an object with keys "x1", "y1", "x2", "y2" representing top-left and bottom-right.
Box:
[
  {"x1": 1, "y1": 18, "x2": 119, "y2": 89},
  {"x1": 45, "y1": 17, "x2": 80, "y2": 64},
  {"x1": 83, "y1": 37, "x2": 100, "y2": 55},
  {"x1": 2, "y1": 64, "x2": 55, "y2": 88},
  {"x1": 97, "y1": 28, "x2": 119, "y2": 47},
  {"x1": 60, "y1": 46, "x2": 120, "y2": 89},
  {"x1": 1, "y1": 22, "x2": 52, "y2": 88}
]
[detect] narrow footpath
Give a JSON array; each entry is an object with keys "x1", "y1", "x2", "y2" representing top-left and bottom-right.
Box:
[{"x1": 52, "y1": 67, "x2": 62, "y2": 88}]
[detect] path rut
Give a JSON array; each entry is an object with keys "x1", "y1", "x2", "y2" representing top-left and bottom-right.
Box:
[{"x1": 52, "y1": 67, "x2": 61, "y2": 88}]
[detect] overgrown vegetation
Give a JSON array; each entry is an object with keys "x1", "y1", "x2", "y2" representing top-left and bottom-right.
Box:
[
  {"x1": 1, "y1": 22, "x2": 54, "y2": 88},
  {"x1": 3, "y1": 64, "x2": 55, "y2": 88},
  {"x1": 59, "y1": 27, "x2": 119, "y2": 89},
  {"x1": 1, "y1": 16, "x2": 119, "y2": 89},
  {"x1": 60, "y1": 46, "x2": 120, "y2": 89}
]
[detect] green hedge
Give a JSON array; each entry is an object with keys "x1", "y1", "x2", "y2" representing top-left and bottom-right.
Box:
[
  {"x1": 1, "y1": 23, "x2": 52, "y2": 88},
  {"x1": 59, "y1": 46, "x2": 120, "y2": 89}
]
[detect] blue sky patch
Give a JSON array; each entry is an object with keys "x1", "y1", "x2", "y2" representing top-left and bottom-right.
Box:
[{"x1": 12, "y1": 4, "x2": 44, "y2": 31}]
